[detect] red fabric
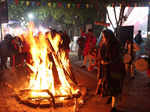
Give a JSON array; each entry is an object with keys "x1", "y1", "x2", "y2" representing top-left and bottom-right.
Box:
[
  {"x1": 22, "y1": 41, "x2": 30, "y2": 53},
  {"x1": 83, "y1": 34, "x2": 97, "y2": 56},
  {"x1": 26, "y1": 53, "x2": 32, "y2": 64},
  {"x1": 147, "y1": 68, "x2": 150, "y2": 77},
  {"x1": 15, "y1": 0, "x2": 19, "y2": 5},
  {"x1": 12, "y1": 55, "x2": 15, "y2": 67},
  {"x1": 11, "y1": 40, "x2": 17, "y2": 49},
  {"x1": 81, "y1": 32, "x2": 86, "y2": 38},
  {"x1": 22, "y1": 41, "x2": 31, "y2": 64}
]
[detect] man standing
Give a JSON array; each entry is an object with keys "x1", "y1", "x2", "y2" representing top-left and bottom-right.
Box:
[
  {"x1": 77, "y1": 29, "x2": 86, "y2": 60},
  {"x1": 134, "y1": 30, "x2": 143, "y2": 45}
]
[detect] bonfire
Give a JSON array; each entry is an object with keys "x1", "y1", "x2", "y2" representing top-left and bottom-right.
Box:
[{"x1": 15, "y1": 23, "x2": 80, "y2": 107}]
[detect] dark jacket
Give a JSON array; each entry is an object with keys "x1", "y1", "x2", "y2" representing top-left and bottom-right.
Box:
[
  {"x1": 97, "y1": 41, "x2": 126, "y2": 97},
  {"x1": 77, "y1": 37, "x2": 86, "y2": 49},
  {"x1": 134, "y1": 33, "x2": 143, "y2": 45}
]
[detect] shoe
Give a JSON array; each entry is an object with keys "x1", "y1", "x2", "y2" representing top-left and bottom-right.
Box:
[
  {"x1": 110, "y1": 107, "x2": 117, "y2": 112},
  {"x1": 106, "y1": 97, "x2": 112, "y2": 104},
  {"x1": 80, "y1": 65, "x2": 86, "y2": 68}
]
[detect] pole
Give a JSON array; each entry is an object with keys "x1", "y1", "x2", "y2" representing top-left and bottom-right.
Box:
[
  {"x1": 0, "y1": 23, "x2": 2, "y2": 40},
  {"x1": 147, "y1": 7, "x2": 150, "y2": 38}
]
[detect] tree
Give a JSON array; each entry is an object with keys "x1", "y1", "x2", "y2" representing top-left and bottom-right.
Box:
[{"x1": 8, "y1": 1, "x2": 97, "y2": 27}]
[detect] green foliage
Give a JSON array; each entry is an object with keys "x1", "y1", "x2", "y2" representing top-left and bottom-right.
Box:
[
  {"x1": 8, "y1": 2, "x2": 97, "y2": 26},
  {"x1": 8, "y1": 2, "x2": 26, "y2": 20}
]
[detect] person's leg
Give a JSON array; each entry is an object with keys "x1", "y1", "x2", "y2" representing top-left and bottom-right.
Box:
[
  {"x1": 125, "y1": 63, "x2": 131, "y2": 74},
  {"x1": 111, "y1": 96, "x2": 118, "y2": 112},
  {"x1": 81, "y1": 48, "x2": 84, "y2": 60},
  {"x1": 12, "y1": 55, "x2": 16, "y2": 67},
  {"x1": 89, "y1": 55, "x2": 93, "y2": 65},
  {"x1": 130, "y1": 63, "x2": 135, "y2": 79},
  {"x1": 80, "y1": 55, "x2": 87, "y2": 68},
  {"x1": 125, "y1": 64, "x2": 128, "y2": 73},
  {"x1": 83, "y1": 55, "x2": 88, "y2": 65},
  {"x1": 88, "y1": 54, "x2": 93, "y2": 71},
  {"x1": 125, "y1": 63, "x2": 130, "y2": 81},
  {"x1": 112, "y1": 96, "x2": 115, "y2": 108},
  {"x1": 125, "y1": 63, "x2": 133, "y2": 80},
  {"x1": 1, "y1": 57, "x2": 7, "y2": 69},
  {"x1": 78, "y1": 47, "x2": 82, "y2": 60}
]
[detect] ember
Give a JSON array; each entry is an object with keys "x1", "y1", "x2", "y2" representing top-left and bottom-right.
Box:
[{"x1": 15, "y1": 23, "x2": 80, "y2": 107}]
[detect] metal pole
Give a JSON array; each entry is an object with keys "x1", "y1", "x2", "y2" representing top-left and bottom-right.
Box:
[
  {"x1": 147, "y1": 7, "x2": 150, "y2": 38},
  {"x1": 0, "y1": 23, "x2": 2, "y2": 40}
]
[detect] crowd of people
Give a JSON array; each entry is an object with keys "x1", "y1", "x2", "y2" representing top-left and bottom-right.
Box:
[{"x1": 76, "y1": 28, "x2": 144, "y2": 112}]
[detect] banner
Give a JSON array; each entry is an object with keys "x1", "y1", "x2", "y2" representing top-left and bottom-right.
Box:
[{"x1": 7, "y1": 0, "x2": 94, "y2": 9}]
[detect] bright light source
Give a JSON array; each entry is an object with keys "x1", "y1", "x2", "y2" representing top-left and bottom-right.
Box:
[
  {"x1": 39, "y1": 25, "x2": 49, "y2": 34},
  {"x1": 28, "y1": 13, "x2": 34, "y2": 20}
]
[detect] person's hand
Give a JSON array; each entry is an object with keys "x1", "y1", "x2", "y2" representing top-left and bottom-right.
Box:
[
  {"x1": 101, "y1": 60, "x2": 109, "y2": 64},
  {"x1": 101, "y1": 60, "x2": 104, "y2": 64}
]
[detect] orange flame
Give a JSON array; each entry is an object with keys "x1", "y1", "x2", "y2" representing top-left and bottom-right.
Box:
[{"x1": 24, "y1": 23, "x2": 78, "y2": 98}]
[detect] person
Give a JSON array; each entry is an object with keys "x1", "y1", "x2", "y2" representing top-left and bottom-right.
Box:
[
  {"x1": 59, "y1": 31, "x2": 70, "y2": 58},
  {"x1": 77, "y1": 29, "x2": 86, "y2": 60},
  {"x1": 64, "y1": 31, "x2": 71, "y2": 56},
  {"x1": 13, "y1": 36, "x2": 24, "y2": 67},
  {"x1": 80, "y1": 29, "x2": 97, "y2": 71},
  {"x1": 96, "y1": 29, "x2": 126, "y2": 112},
  {"x1": 124, "y1": 39, "x2": 140, "y2": 79},
  {"x1": 134, "y1": 30, "x2": 143, "y2": 45}
]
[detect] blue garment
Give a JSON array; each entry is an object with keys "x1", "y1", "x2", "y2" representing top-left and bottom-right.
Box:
[
  {"x1": 96, "y1": 32, "x2": 102, "y2": 47},
  {"x1": 96, "y1": 28, "x2": 107, "y2": 47}
]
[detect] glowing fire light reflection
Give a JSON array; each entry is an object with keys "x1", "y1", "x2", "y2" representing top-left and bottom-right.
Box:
[{"x1": 24, "y1": 23, "x2": 78, "y2": 99}]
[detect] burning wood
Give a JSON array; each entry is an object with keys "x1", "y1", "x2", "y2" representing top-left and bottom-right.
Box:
[
  {"x1": 15, "y1": 23, "x2": 81, "y2": 107},
  {"x1": 15, "y1": 89, "x2": 81, "y2": 108}
]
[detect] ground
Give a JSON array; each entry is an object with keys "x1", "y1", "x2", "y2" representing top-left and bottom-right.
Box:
[
  {"x1": 0, "y1": 41, "x2": 150, "y2": 112},
  {"x1": 70, "y1": 51, "x2": 150, "y2": 112}
]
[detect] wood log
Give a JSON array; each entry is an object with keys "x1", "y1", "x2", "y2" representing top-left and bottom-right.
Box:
[{"x1": 47, "y1": 38, "x2": 78, "y2": 85}]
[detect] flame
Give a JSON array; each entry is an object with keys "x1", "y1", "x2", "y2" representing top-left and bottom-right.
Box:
[{"x1": 24, "y1": 23, "x2": 78, "y2": 98}]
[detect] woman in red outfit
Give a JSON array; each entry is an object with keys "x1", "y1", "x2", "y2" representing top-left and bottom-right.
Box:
[{"x1": 81, "y1": 29, "x2": 97, "y2": 70}]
